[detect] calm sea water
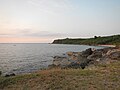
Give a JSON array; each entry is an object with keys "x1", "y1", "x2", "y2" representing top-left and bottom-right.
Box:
[{"x1": 0, "y1": 43, "x2": 104, "y2": 74}]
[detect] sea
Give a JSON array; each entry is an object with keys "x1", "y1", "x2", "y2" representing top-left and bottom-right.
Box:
[{"x1": 0, "y1": 43, "x2": 104, "y2": 75}]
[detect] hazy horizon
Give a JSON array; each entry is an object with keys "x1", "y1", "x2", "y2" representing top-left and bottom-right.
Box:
[{"x1": 0, "y1": 0, "x2": 120, "y2": 43}]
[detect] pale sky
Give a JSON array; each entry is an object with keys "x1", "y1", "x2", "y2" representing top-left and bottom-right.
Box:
[{"x1": 0, "y1": 0, "x2": 120, "y2": 43}]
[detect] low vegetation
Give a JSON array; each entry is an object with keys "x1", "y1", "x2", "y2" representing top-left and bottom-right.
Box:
[
  {"x1": 0, "y1": 61, "x2": 120, "y2": 90},
  {"x1": 52, "y1": 35, "x2": 120, "y2": 46}
]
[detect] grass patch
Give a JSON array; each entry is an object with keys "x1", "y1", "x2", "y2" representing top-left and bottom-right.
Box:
[{"x1": 0, "y1": 62, "x2": 120, "y2": 90}]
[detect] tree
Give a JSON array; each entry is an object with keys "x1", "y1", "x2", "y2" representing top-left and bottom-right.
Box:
[{"x1": 94, "y1": 36, "x2": 97, "y2": 39}]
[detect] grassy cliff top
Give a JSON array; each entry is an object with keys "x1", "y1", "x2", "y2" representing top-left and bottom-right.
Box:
[{"x1": 52, "y1": 35, "x2": 120, "y2": 46}]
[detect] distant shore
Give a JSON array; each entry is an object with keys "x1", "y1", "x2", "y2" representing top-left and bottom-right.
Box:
[
  {"x1": 98, "y1": 44, "x2": 116, "y2": 47},
  {"x1": 52, "y1": 34, "x2": 120, "y2": 46}
]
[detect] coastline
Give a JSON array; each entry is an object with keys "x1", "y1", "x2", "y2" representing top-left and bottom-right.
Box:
[
  {"x1": 48, "y1": 46, "x2": 120, "y2": 69},
  {"x1": 1, "y1": 45, "x2": 118, "y2": 76},
  {"x1": 0, "y1": 43, "x2": 105, "y2": 76},
  {"x1": 0, "y1": 46, "x2": 120, "y2": 89},
  {"x1": 98, "y1": 44, "x2": 116, "y2": 47}
]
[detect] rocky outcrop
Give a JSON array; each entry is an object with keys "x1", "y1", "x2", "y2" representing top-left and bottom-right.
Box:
[
  {"x1": 81, "y1": 48, "x2": 93, "y2": 57},
  {"x1": 4, "y1": 73, "x2": 15, "y2": 77},
  {"x1": 49, "y1": 47, "x2": 120, "y2": 69},
  {"x1": 48, "y1": 48, "x2": 94, "y2": 69},
  {"x1": 107, "y1": 50, "x2": 120, "y2": 60}
]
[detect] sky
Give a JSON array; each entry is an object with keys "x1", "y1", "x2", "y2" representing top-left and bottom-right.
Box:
[{"x1": 0, "y1": 0, "x2": 120, "y2": 43}]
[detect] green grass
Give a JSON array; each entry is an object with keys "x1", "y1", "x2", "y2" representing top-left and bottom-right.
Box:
[
  {"x1": 0, "y1": 61, "x2": 120, "y2": 90},
  {"x1": 52, "y1": 34, "x2": 120, "y2": 45}
]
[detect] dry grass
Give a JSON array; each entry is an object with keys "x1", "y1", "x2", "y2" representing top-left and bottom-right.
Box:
[{"x1": 0, "y1": 61, "x2": 120, "y2": 90}]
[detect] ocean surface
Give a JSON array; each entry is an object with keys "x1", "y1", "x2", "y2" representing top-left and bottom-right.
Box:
[{"x1": 0, "y1": 43, "x2": 104, "y2": 75}]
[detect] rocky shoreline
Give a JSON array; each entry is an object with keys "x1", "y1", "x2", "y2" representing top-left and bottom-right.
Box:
[
  {"x1": 1, "y1": 46, "x2": 120, "y2": 77},
  {"x1": 49, "y1": 47, "x2": 120, "y2": 69}
]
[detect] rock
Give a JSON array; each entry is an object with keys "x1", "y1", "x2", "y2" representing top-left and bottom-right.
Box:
[
  {"x1": 52, "y1": 48, "x2": 95, "y2": 69},
  {"x1": 81, "y1": 48, "x2": 93, "y2": 57},
  {"x1": 66, "y1": 59, "x2": 91, "y2": 69},
  {"x1": 66, "y1": 62, "x2": 81, "y2": 69},
  {"x1": 78, "y1": 55, "x2": 87, "y2": 61},
  {"x1": 106, "y1": 48, "x2": 120, "y2": 55},
  {"x1": 80, "y1": 59, "x2": 91, "y2": 69},
  {"x1": 48, "y1": 64, "x2": 58, "y2": 69},
  {"x1": 109, "y1": 51, "x2": 120, "y2": 60},
  {"x1": 87, "y1": 50, "x2": 103, "y2": 60},
  {"x1": 69, "y1": 54, "x2": 78, "y2": 61},
  {"x1": 53, "y1": 56, "x2": 70, "y2": 66},
  {"x1": 53, "y1": 55, "x2": 66, "y2": 59},
  {"x1": 102, "y1": 47, "x2": 113, "y2": 53},
  {"x1": 50, "y1": 47, "x2": 120, "y2": 70},
  {"x1": 53, "y1": 53, "x2": 83, "y2": 67},
  {"x1": 5, "y1": 73, "x2": 15, "y2": 77},
  {"x1": 67, "y1": 52, "x2": 81, "y2": 61},
  {"x1": 67, "y1": 52, "x2": 74, "y2": 56},
  {"x1": 53, "y1": 52, "x2": 83, "y2": 67},
  {"x1": 0, "y1": 71, "x2": 2, "y2": 76},
  {"x1": 80, "y1": 63, "x2": 86, "y2": 69}
]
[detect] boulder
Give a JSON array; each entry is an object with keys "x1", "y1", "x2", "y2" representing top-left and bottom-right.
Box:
[
  {"x1": 67, "y1": 52, "x2": 74, "y2": 56},
  {"x1": 68, "y1": 54, "x2": 79, "y2": 61},
  {"x1": 67, "y1": 52, "x2": 81, "y2": 61},
  {"x1": 109, "y1": 51, "x2": 120, "y2": 60},
  {"x1": 53, "y1": 56, "x2": 70, "y2": 66},
  {"x1": 87, "y1": 50, "x2": 103, "y2": 60},
  {"x1": 52, "y1": 52, "x2": 84, "y2": 67},
  {"x1": 80, "y1": 59, "x2": 91, "y2": 69},
  {"x1": 81, "y1": 48, "x2": 93, "y2": 57},
  {"x1": 5, "y1": 73, "x2": 15, "y2": 77},
  {"x1": 53, "y1": 55, "x2": 76, "y2": 68},
  {"x1": 65, "y1": 59, "x2": 91, "y2": 69},
  {"x1": 80, "y1": 63, "x2": 87, "y2": 69}
]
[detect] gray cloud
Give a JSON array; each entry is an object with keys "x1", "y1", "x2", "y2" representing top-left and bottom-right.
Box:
[
  {"x1": 0, "y1": 33, "x2": 15, "y2": 37},
  {"x1": 21, "y1": 31, "x2": 66, "y2": 38},
  {"x1": 27, "y1": 32, "x2": 66, "y2": 38},
  {"x1": 0, "y1": 28, "x2": 66, "y2": 38}
]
